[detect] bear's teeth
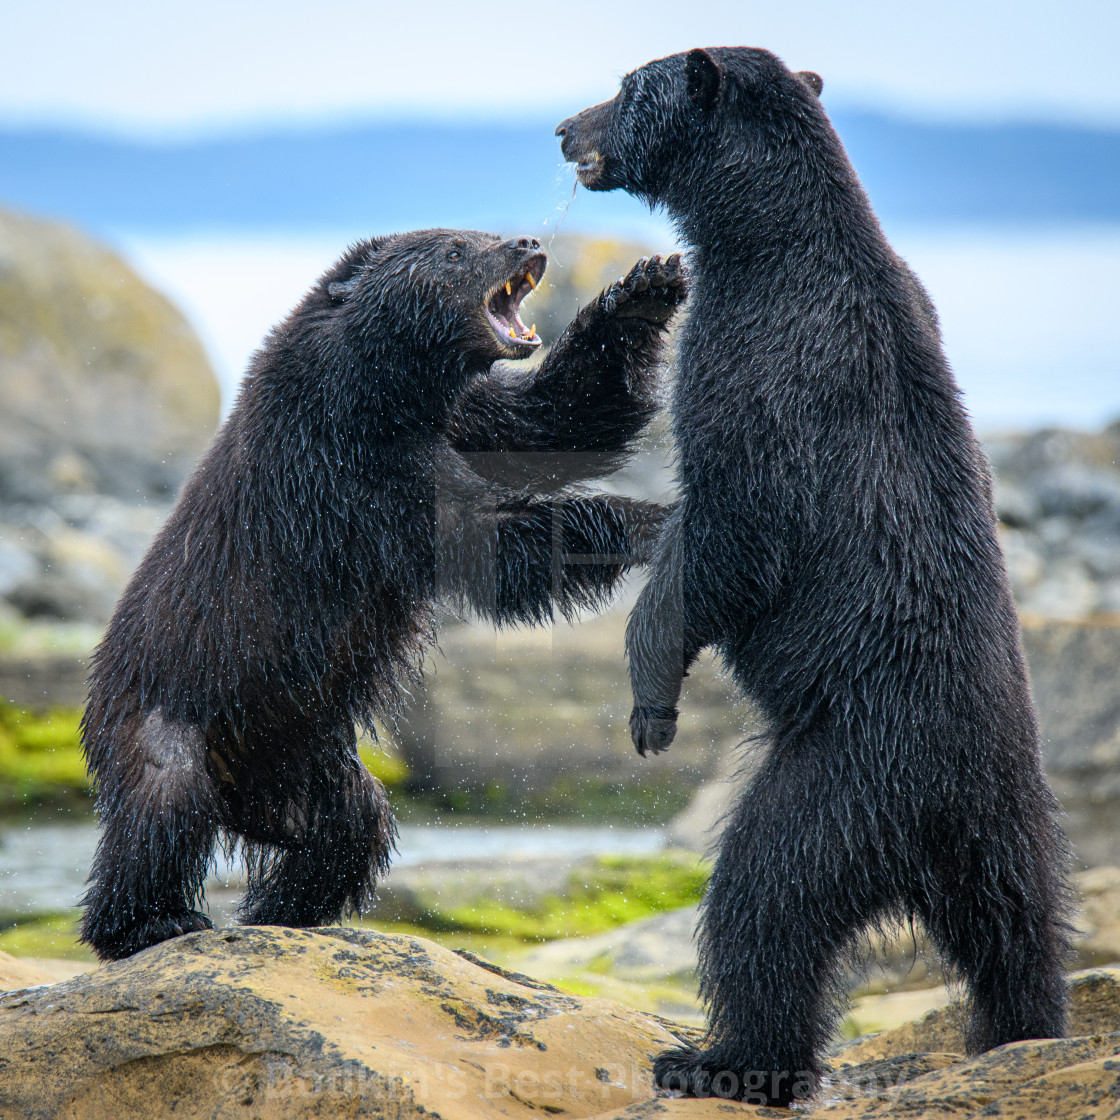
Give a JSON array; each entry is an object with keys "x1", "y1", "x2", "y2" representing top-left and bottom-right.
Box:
[
  {"x1": 526, "y1": 273, "x2": 537, "y2": 290},
  {"x1": 529, "y1": 324, "x2": 536, "y2": 339},
  {"x1": 504, "y1": 281, "x2": 512, "y2": 296},
  {"x1": 509, "y1": 326, "x2": 517, "y2": 339}
]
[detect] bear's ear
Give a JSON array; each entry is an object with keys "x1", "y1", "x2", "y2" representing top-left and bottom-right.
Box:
[
  {"x1": 328, "y1": 275, "x2": 360, "y2": 301},
  {"x1": 686, "y1": 48, "x2": 723, "y2": 109},
  {"x1": 796, "y1": 70, "x2": 823, "y2": 98}
]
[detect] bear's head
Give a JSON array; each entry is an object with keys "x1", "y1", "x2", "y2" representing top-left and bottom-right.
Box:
[
  {"x1": 556, "y1": 48, "x2": 824, "y2": 208},
  {"x1": 324, "y1": 229, "x2": 547, "y2": 370}
]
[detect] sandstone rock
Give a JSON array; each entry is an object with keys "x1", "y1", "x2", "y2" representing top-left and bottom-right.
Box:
[
  {"x1": 0, "y1": 949, "x2": 55, "y2": 991},
  {"x1": 0, "y1": 952, "x2": 89, "y2": 989},
  {"x1": 1076, "y1": 865, "x2": 1120, "y2": 966},
  {"x1": 0, "y1": 926, "x2": 694, "y2": 1119},
  {"x1": 836, "y1": 967, "x2": 1120, "y2": 1065},
  {"x1": 2, "y1": 934, "x2": 1118, "y2": 1119},
  {"x1": 822, "y1": 1033, "x2": 1120, "y2": 1119}
]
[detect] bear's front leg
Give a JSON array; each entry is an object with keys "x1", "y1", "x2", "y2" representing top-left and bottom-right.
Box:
[{"x1": 625, "y1": 537, "x2": 704, "y2": 757}]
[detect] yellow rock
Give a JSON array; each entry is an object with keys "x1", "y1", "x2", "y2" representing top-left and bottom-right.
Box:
[
  {"x1": 0, "y1": 949, "x2": 54, "y2": 990},
  {"x1": 1077, "y1": 865, "x2": 1120, "y2": 964},
  {"x1": 0, "y1": 951, "x2": 88, "y2": 989},
  {"x1": 838, "y1": 967, "x2": 1120, "y2": 1064},
  {"x1": 2, "y1": 932, "x2": 1118, "y2": 1120},
  {"x1": 847, "y1": 985, "x2": 952, "y2": 1036},
  {"x1": 0, "y1": 927, "x2": 693, "y2": 1119}
]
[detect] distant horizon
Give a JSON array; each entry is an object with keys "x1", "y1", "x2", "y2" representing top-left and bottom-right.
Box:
[
  {"x1": 6, "y1": 97, "x2": 1120, "y2": 146},
  {"x1": 3, "y1": 111, "x2": 1118, "y2": 241}
]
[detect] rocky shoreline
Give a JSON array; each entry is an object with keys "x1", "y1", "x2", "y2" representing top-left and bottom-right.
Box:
[{"x1": 1, "y1": 928, "x2": 1117, "y2": 1119}]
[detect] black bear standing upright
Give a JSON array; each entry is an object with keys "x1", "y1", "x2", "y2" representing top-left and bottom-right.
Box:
[
  {"x1": 81, "y1": 229, "x2": 685, "y2": 961},
  {"x1": 558, "y1": 49, "x2": 1071, "y2": 1106}
]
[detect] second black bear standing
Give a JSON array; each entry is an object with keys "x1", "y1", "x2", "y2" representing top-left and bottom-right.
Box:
[{"x1": 558, "y1": 48, "x2": 1072, "y2": 1106}]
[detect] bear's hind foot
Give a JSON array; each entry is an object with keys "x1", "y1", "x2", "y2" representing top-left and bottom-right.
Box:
[
  {"x1": 653, "y1": 1046, "x2": 818, "y2": 1107},
  {"x1": 82, "y1": 909, "x2": 213, "y2": 960}
]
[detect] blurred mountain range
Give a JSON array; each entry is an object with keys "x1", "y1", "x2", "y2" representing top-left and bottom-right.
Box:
[{"x1": 1, "y1": 112, "x2": 1118, "y2": 234}]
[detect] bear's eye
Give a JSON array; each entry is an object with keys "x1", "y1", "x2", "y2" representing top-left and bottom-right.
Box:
[{"x1": 446, "y1": 250, "x2": 460, "y2": 261}]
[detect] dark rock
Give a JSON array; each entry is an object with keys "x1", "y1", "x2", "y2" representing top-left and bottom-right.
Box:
[
  {"x1": 1032, "y1": 464, "x2": 1120, "y2": 519},
  {"x1": 993, "y1": 477, "x2": 1041, "y2": 527}
]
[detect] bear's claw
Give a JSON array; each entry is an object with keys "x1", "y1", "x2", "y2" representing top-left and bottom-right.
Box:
[{"x1": 604, "y1": 254, "x2": 687, "y2": 322}]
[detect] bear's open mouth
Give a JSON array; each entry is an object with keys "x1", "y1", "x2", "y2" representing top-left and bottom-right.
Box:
[{"x1": 484, "y1": 254, "x2": 546, "y2": 349}]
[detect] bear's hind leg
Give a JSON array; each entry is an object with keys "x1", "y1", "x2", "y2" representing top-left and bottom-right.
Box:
[
  {"x1": 236, "y1": 738, "x2": 396, "y2": 929},
  {"x1": 914, "y1": 791, "x2": 1072, "y2": 1052},
  {"x1": 80, "y1": 711, "x2": 220, "y2": 959},
  {"x1": 656, "y1": 750, "x2": 893, "y2": 1107}
]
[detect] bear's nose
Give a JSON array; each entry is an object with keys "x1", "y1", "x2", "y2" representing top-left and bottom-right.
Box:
[
  {"x1": 555, "y1": 120, "x2": 570, "y2": 137},
  {"x1": 504, "y1": 237, "x2": 540, "y2": 251}
]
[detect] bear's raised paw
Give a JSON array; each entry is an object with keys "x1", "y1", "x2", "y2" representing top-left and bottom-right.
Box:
[{"x1": 603, "y1": 254, "x2": 687, "y2": 323}]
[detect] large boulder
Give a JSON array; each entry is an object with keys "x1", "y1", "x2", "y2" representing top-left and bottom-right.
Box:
[
  {"x1": 0, "y1": 207, "x2": 219, "y2": 626},
  {"x1": 1, "y1": 929, "x2": 1118, "y2": 1119},
  {"x1": 0, "y1": 207, "x2": 218, "y2": 505},
  {"x1": 0, "y1": 926, "x2": 693, "y2": 1119}
]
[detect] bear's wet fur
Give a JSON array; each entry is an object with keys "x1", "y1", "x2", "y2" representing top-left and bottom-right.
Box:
[
  {"x1": 81, "y1": 229, "x2": 685, "y2": 960},
  {"x1": 559, "y1": 50, "x2": 1072, "y2": 1106}
]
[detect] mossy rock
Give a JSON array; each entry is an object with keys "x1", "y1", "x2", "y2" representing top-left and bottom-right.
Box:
[{"x1": 0, "y1": 206, "x2": 219, "y2": 505}]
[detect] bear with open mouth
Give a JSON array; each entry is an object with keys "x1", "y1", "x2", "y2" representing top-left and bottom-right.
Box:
[{"x1": 79, "y1": 228, "x2": 687, "y2": 961}]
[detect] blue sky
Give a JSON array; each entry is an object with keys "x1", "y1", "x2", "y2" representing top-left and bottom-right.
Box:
[{"x1": 3, "y1": 0, "x2": 1119, "y2": 133}]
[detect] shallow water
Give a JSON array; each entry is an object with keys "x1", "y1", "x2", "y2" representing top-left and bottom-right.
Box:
[{"x1": 0, "y1": 818, "x2": 665, "y2": 919}]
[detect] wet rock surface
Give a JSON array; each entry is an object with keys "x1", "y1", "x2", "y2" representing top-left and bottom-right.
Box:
[{"x1": 1, "y1": 930, "x2": 1117, "y2": 1119}]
